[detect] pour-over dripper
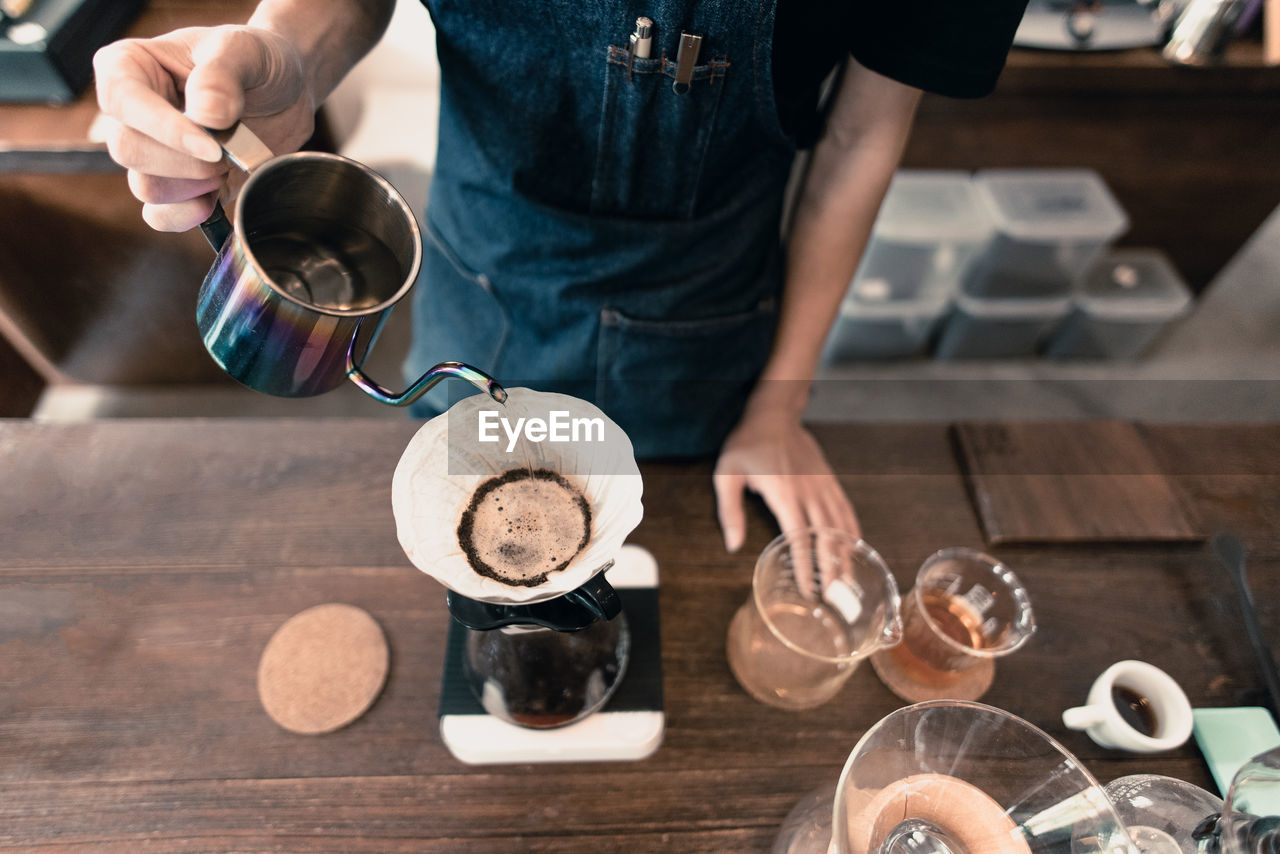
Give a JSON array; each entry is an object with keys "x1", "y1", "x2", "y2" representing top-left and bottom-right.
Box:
[
  {"x1": 773, "y1": 700, "x2": 1135, "y2": 854},
  {"x1": 391, "y1": 388, "x2": 643, "y2": 606}
]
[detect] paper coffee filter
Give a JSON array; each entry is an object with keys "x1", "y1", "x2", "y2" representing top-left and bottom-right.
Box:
[{"x1": 391, "y1": 388, "x2": 644, "y2": 605}]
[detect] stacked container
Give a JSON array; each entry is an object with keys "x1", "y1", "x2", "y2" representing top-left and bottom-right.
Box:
[
  {"x1": 823, "y1": 171, "x2": 993, "y2": 361},
  {"x1": 1044, "y1": 249, "x2": 1192, "y2": 359},
  {"x1": 935, "y1": 169, "x2": 1129, "y2": 359}
]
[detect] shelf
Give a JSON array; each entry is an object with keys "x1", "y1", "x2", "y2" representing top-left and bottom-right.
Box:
[{"x1": 1000, "y1": 41, "x2": 1280, "y2": 94}]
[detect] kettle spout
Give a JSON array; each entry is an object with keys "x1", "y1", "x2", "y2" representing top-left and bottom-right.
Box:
[{"x1": 346, "y1": 331, "x2": 506, "y2": 407}]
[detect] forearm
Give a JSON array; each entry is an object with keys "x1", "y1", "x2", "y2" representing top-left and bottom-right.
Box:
[
  {"x1": 248, "y1": 0, "x2": 395, "y2": 106},
  {"x1": 750, "y1": 60, "x2": 920, "y2": 416}
]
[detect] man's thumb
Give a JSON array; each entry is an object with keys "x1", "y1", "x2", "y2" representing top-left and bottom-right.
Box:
[{"x1": 183, "y1": 27, "x2": 267, "y2": 128}]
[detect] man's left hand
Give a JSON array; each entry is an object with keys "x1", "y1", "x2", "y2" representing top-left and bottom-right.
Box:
[{"x1": 712, "y1": 407, "x2": 861, "y2": 554}]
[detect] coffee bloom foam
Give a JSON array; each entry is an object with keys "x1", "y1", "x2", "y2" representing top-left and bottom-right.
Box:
[{"x1": 391, "y1": 388, "x2": 644, "y2": 605}]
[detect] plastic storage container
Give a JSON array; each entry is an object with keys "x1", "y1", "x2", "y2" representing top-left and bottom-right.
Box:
[
  {"x1": 823, "y1": 171, "x2": 990, "y2": 361},
  {"x1": 823, "y1": 279, "x2": 952, "y2": 361},
  {"x1": 1045, "y1": 249, "x2": 1192, "y2": 359},
  {"x1": 851, "y1": 170, "x2": 994, "y2": 302},
  {"x1": 933, "y1": 291, "x2": 1072, "y2": 359},
  {"x1": 965, "y1": 169, "x2": 1129, "y2": 298}
]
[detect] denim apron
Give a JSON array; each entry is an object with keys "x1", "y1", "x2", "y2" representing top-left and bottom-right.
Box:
[{"x1": 407, "y1": 0, "x2": 797, "y2": 458}]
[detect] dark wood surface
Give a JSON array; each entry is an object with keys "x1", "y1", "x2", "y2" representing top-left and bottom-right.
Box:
[
  {"x1": 1002, "y1": 41, "x2": 1280, "y2": 95},
  {"x1": 0, "y1": 171, "x2": 230, "y2": 384},
  {"x1": 0, "y1": 328, "x2": 42, "y2": 415},
  {"x1": 954, "y1": 421, "x2": 1201, "y2": 544},
  {"x1": 1, "y1": 418, "x2": 1278, "y2": 851}
]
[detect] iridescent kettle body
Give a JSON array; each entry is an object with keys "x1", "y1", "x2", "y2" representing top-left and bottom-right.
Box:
[{"x1": 195, "y1": 123, "x2": 504, "y2": 406}]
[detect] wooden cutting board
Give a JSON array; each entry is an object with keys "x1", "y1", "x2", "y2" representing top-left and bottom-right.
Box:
[{"x1": 953, "y1": 421, "x2": 1202, "y2": 544}]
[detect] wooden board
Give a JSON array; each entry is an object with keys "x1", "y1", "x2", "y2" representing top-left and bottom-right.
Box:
[{"x1": 953, "y1": 421, "x2": 1202, "y2": 544}]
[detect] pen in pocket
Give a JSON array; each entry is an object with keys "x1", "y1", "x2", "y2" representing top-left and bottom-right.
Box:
[{"x1": 629, "y1": 16, "x2": 653, "y2": 59}]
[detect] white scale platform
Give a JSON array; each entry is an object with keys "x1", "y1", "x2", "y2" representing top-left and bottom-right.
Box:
[{"x1": 438, "y1": 544, "x2": 664, "y2": 765}]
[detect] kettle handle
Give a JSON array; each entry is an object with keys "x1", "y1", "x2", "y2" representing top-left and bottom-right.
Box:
[
  {"x1": 196, "y1": 123, "x2": 277, "y2": 253},
  {"x1": 199, "y1": 202, "x2": 233, "y2": 252}
]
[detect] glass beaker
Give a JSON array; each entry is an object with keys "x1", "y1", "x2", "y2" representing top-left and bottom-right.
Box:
[
  {"x1": 1103, "y1": 745, "x2": 1280, "y2": 853},
  {"x1": 1216, "y1": 746, "x2": 1280, "y2": 853},
  {"x1": 870, "y1": 547, "x2": 1035, "y2": 703},
  {"x1": 727, "y1": 528, "x2": 902, "y2": 711}
]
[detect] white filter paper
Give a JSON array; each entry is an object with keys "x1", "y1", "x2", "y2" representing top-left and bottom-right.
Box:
[{"x1": 391, "y1": 388, "x2": 644, "y2": 605}]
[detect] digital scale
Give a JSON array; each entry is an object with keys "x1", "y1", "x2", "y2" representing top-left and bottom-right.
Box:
[{"x1": 438, "y1": 544, "x2": 665, "y2": 765}]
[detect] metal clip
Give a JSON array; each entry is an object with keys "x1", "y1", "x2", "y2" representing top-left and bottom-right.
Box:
[{"x1": 673, "y1": 32, "x2": 701, "y2": 94}]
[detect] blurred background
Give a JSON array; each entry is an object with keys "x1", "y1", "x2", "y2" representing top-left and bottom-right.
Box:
[{"x1": 1, "y1": 0, "x2": 1277, "y2": 423}]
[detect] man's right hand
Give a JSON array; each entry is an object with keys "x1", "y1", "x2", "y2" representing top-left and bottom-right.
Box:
[{"x1": 93, "y1": 25, "x2": 316, "y2": 232}]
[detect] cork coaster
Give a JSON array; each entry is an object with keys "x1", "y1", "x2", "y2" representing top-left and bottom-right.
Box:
[{"x1": 257, "y1": 603, "x2": 390, "y2": 735}]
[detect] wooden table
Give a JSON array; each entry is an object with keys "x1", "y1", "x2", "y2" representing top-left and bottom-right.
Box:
[{"x1": 2, "y1": 419, "x2": 1277, "y2": 851}]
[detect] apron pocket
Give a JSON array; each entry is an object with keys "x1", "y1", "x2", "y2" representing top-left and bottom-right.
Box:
[
  {"x1": 595, "y1": 298, "x2": 777, "y2": 458},
  {"x1": 591, "y1": 46, "x2": 729, "y2": 220},
  {"x1": 407, "y1": 221, "x2": 511, "y2": 414}
]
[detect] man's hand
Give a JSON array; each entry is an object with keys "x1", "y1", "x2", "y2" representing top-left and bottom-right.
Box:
[
  {"x1": 93, "y1": 1, "x2": 395, "y2": 233},
  {"x1": 93, "y1": 25, "x2": 314, "y2": 232},
  {"x1": 713, "y1": 402, "x2": 860, "y2": 555}
]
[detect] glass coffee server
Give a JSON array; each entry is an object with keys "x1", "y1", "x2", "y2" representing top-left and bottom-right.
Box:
[{"x1": 445, "y1": 570, "x2": 631, "y2": 729}]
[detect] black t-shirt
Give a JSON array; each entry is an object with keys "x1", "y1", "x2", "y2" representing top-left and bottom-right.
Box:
[{"x1": 773, "y1": 0, "x2": 1030, "y2": 146}]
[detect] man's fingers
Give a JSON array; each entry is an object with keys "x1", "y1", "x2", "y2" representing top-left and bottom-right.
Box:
[
  {"x1": 141, "y1": 191, "x2": 219, "y2": 233},
  {"x1": 128, "y1": 170, "x2": 224, "y2": 205},
  {"x1": 104, "y1": 120, "x2": 228, "y2": 178},
  {"x1": 713, "y1": 471, "x2": 748, "y2": 554},
  {"x1": 754, "y1": 479, "x2": 819, "y2": 595},
  {"x1": 758, "y1": 479, "x2": 810, "y2": 540},
  {"x1": 821, "y1": 481, "x2": 862, "y2": 540},
  {"x1": 94, "y1": 44, "x2": 223, "y2": 162},
  {"x1": 184, "y1": 56, "x2": 248, "y2": 129}
]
